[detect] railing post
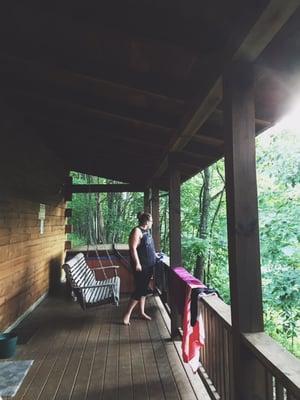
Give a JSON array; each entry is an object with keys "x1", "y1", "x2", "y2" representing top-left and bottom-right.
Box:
[
  {"x1": 151, "y1": 186, "x2": 160, "y2": 251},
  {"x1": 223, "y1": 61, "x2": 264, "y2": 400},
  {"x1": 169, "y1": 155, "x2": 182, "y2": 267},
  {"x1": 168, "y1": 154, "x2": 182, "y2": 337}
]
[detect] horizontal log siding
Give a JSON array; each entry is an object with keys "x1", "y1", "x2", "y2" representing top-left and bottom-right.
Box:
[
  {"x1": 0, "y1": 197, "x2": 66, "y2": 330},
  {"x1": 0, "y1": 108, "x2": 67, "y2": 330}
]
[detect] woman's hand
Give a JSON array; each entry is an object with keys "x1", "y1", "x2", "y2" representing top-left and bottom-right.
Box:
[{"x1": 136, "y1": 263, "x2": 142, "y2": 272}]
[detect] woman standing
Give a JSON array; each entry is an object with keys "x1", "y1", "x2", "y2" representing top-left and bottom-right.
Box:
[{"x1": 123, "y1": 212, "x2": 157, "y2": 325}]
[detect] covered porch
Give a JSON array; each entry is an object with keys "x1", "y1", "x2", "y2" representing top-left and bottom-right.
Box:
[
  {"x1": 1, "y1": 0, "x2": 300, "y2": 399},
  {"x1": 5, "y1": 293, "x2": 210, "y2": 400},
  {"x1": 5, "y1": 271, "x2": 299, "y2": 400}
]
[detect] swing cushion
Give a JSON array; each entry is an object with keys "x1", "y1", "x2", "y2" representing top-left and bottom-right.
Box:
[{"x1": 63, "y1": 253, "x2": 120, "y2": 309}]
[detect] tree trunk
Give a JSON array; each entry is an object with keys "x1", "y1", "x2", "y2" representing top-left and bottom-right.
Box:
[
  {"x1": 96, "y1": 192, "x2": 106, "y2": 243},
  {"x1": 206, "y1": 186, "x2": 225, "y2": 281},
  {"x1": 106, "y1": 185, "x2": 123, "y2": 244},
  {"x1": 106, "y1": 179, "x2": 114, "y2": 243},
  {"x1": 161, "y1": 196, "x2": 169, "y2": 252},
  {"x1": 194, "y1": 167, "x2": 211, "y2": 280}
]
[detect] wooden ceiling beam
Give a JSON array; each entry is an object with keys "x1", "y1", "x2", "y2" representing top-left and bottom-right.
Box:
[
  {"x1": 214, "y1": 108, "x2": 272, "y2": 129},
  {"x1": 0, "y1": 4, "x2": 200, "y2": 98},
  {"x1": 41, "y1": 0, "x2": 229, "y2": 53},
  {"x1": 43, "y1": 133, "x2": 162, "y2": 164},
  {"x1": 190, "y1": 133, "x2": 224, "y2": 147},
  {"x1": 24, "y1": 121, "x2": 161, "y2": 168},
  {"x1": 179, "y1": 162, "x2": 204, "y2": 173},
  {"x1": 0, "y1": 53, "x2": 185, "y2": 128},
  {"x1": 71, "y1": 184, "x2": 146, "y2": 193},
  {"x1": 23, "y1": 113, "x2": 170, "y2": 148},
  {"x1": 55, "y1": 144, "x2": 158, "y2": 181},
  {"x1": 4, "y1": 89, "x2": 174, "y2": 136},
  {"x1": 61, "y1": 137, "x2": 162, "y2": 165},
  {"x1": 182, "y1": 139, "x2": 224, "y2": 158},
  {"x1": 0, "y1": 54, "x2": 185, "y2": 106},
  {"x1": 180, "y1": 150, "x2": 219, "y2": 163},
  {"x1": 152, "y1": 0, "x2": 300, "y2": 179},
  {"x1": 68, "y1": 164, "x2": 152, "y2": 186}
]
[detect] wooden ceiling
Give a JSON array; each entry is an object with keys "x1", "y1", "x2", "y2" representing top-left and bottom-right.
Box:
[{"x1": 1, "y1": 1, "x2": 300, "y2": 188}]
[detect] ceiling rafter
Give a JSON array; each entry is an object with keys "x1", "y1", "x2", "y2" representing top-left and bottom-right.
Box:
[
  {"x1": 4, "y1": 89, "x2": 174, "y2": 135},
  {"x1": 0, "y1": 53, "x2": 186, "y2": 117},
  {"x1": 0, "y1": 4, "x2": 201, "y2": 98},
  {"x1": 190, "y1": 133, "x2": 224, "y2": 147},
  {"x1": 152, "y1": 0, "x2": 300, "y2": 180},
  {"x1": 22, "y1": 113, "x2": 171, "y2": 149}
]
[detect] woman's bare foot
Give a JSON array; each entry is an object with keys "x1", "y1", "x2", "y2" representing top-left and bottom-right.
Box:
[
  {"x1": 140, "y1": 313, "x2": 152, "y2": 321},
  {"x1": 123, "y1": 314, "x2": 131, "y2": 325}
]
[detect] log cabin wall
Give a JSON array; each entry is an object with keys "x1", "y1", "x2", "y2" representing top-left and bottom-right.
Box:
[{"x1": 0, "y1": 108, "x2": 67, "y2": 330}]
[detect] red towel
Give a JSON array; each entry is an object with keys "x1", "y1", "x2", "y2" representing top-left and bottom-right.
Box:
[
  {"x1": 182, "y1": 286, "x2": 205, "y2": 372},
  {"x1": 170, "y1": 267, "x2": 205, "y2": 372}
]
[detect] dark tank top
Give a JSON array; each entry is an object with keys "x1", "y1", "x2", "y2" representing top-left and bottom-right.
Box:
[{"x1": 130, "y1": 227, "x2": 156, "y2": 269}]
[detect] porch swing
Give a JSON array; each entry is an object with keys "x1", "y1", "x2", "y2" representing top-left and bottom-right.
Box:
[{"x1": 63, "y1": 187, "x2": 120, "y2": 310}]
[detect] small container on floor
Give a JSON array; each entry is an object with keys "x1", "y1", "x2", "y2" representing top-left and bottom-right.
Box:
[{"x1": 0, "y1": 332, "x2": 18, "y2": 359}]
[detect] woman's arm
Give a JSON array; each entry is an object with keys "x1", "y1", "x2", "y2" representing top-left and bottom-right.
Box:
[{"x1": 129, "y1": 228, "x2": 142, "y2": 271}]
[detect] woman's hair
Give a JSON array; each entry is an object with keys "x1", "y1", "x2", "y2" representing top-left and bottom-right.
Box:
[{"x1": 137, "y1": 211, "x2": 152, "y2": 225}]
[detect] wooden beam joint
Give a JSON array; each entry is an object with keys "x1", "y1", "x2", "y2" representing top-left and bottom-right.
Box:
[{"x1": 71, "y1": 183, "x2": 146, "y2": 193}]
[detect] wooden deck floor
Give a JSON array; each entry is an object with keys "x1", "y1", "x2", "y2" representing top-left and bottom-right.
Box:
[{"x1": 4, "y1": 294, "x2": 211, "y2": 400}]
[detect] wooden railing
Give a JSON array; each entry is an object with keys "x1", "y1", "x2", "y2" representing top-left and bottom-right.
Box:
[
  {"x1": 241, "y1": 332, "x2": 300, "y2": 400},
  {"x1": 199, "y1": 296, "x2": 233, "y2": 399},
  {"x1": 199, "y1": 296, "x2": 300, "y2": 400},
  {"x1": 156, "y1": 264, "x2": 300, "y2": 400}
]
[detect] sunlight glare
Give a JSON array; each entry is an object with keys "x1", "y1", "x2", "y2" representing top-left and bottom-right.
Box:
[{"x1": 273, "y1": 96, "x2": 300, "y2": 134}]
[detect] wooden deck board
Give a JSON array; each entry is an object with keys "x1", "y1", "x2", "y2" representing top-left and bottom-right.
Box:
[
  {"x1": 70, "y1": 320, "x2": 100, "y2": 400},
  {"x1": 153, "y1": 296, "x2": 211, "y2": 400},
  {"x1": 119, "y1": 322, "x2": 133, "y2": 400},
  {"x1": 54, "y1": 319, "x2": 92, "y2": 400},
  {"x1": 150, "y1": 297, "x2": 200, "y2": 400},
  {"x1": 86, "y1": 308, "x2": 112, "y2": 400},
  {"x1": 130, "y1": 320, "x2": 149, "y2": 400},
  {"x1": 5, "y1": 294, "x2": 212, "y2": 400},
  {"x1": 14, "y1": 324, "x2": 67, "y2": 399},
  {"x1": 139, "y1": 319, "x2": 165, "y2": 400},
  {"x1": 102, "y1": 307, "x2": 121, "y2": 400},
  {"x1": 38, "y1": 329, "x2": 76, "y2": 399},
  {"x1": 147, "y1": 304, "x2": 181, "y2": 400},
  {"x1": 29, "y1": 327, "x2": 71, "y2": 400}
]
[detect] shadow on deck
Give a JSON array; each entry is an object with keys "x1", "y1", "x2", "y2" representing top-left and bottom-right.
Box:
[{"x1": 6, "y1": 293, "x2": 211, "y2": 400}]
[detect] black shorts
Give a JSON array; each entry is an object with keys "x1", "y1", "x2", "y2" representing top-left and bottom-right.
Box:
[{"x1": 131, "y1": 266, "x2": 153, "y2": 300}]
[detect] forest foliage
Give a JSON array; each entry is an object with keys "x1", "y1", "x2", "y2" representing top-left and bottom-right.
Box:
[{"x1": 69, "y1": 126, "x2": 300, "y2": 357}]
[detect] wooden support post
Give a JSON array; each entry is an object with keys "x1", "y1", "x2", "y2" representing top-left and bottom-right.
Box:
[
  {"x1": 151, "y1": 186, "x2": 160, "y2": 251},
  {"x1": 65, "y1": 224, "x2": 73, "y2": 234},
  {"x1": 64, "y1": 176, "x2": 73, "y2": 202},
  {"x1": 144, "y1": 187, "x2": 151, "y2": 213},
  {"x1": 169, "y1": 158, "x2": 182, "y2": 267},
  {"x1": 223, "y1": 61, "x2": 264, "y2": 400},
  {"x1": 64, "y1": 208, "x2": 72, "y2": 218},
  {"x1": 64, "y1": 241, "x2": 72, "y2": 250},
  {"x1": 168, "y1": 155, "x2": 182, "y2": 337}
]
